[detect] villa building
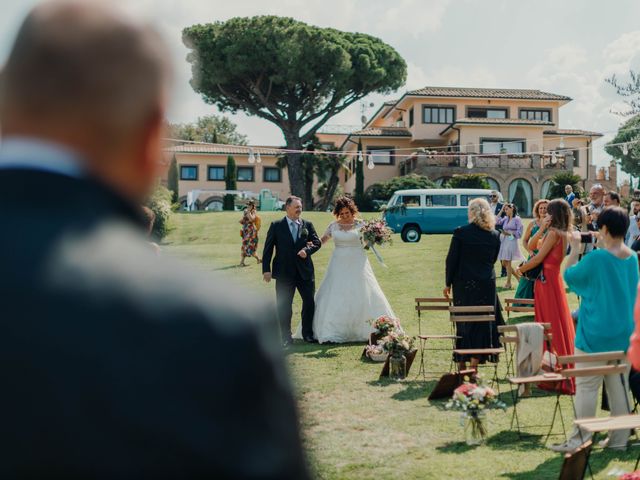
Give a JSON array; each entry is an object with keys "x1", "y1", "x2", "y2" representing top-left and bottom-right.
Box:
[{"x1": 167, "y1": 86, "x2": 612, "y2": 215}]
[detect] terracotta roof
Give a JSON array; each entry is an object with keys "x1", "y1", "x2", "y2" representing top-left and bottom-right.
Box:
[
  {"x1": 544, "y1": 129, "x2": 603, "y2": 137},
  {"x1": 350, "y1": 126, "x2": 411, "y2": 136},
  {"x1": 406, "y1": 86, "x2": 571, "y2": 101},
  {"x1": 165, "y1": 143, "x2": 282, "y2": 155}
]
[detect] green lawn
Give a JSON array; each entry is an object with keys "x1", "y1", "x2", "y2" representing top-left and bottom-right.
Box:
[{"x1": 164, "y1": 211, "x2": 636, "y2": 480}]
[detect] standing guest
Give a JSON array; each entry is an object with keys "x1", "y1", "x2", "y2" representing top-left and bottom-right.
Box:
[
  {"x1": 550, "y1": 207, "x2": 638, "y2": 452},
  {"x1": 604, "y1": 191, "x2": 621, "y2": 208},
  {"x1": 588, "y1": 183, "x2": 606, "y2": 214},
  {"x1": 630, "y1": 216, "x2": 640, "y2": 255},
  {"x1": 490, "y1": 190, "x2": 507, "y2": 277},
  {"x1": 565, "y1": 185, "x2": 576, "y2": 205},
  {"x1": 0, "y1": 2, "x2": 309, "y2": 478},
  {"x1": 141, "y1": 206, "x2": 160, "y2": 255},
  {"x1": 626, "y1": 201, "x2": 640, "y2": 247},
  {"x1": 444, "y1": 198, "x2": 504, "y2": 371},
  {"x1": 572, "y1": 198, "x2": 588, "y2": 232},
  {"x1": 514, "y1": 199, "x2": 549, "y2": 302},
  {"x1": 239, "y1": 200, "x2": 261, "y2": 266},
  {"x1": 516, "y1": 199, "x2": 576, "y2": 395},
  {"x1": 496, "y1": 204, "x2": 524, "y2": 289}
]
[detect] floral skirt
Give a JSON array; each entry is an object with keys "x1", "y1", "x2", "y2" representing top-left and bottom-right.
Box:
[{"x1": 241, "y1": 223, "x2": 258, "y2": 256}]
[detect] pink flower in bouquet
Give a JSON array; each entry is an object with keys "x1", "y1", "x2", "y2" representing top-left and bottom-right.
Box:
[{"x1": 620, "y1": 473, "x2": 640, "y2": 480}]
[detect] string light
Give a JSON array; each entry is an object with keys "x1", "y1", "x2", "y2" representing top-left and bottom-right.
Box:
[
  {"x1": 623, "y1": 143, "x2": 629, "y2": 155},
  {"x1": 357, "y1": 150, "x2": 364, "y2": 162},
  {"x1": 256, "y1": 152, "x2": 262, "y2": 163},
  {"x1": 367, "y1": 153, "x2": 375, "y2": 170},
  {"x1": 248, "y1": 148, "x2": 255, "y2": 164},
  {"x1": 466, "y1": 155, "x2": 473, "y2": 169},
  {"x1": 551, "y1": 151, "x2": 558, "y2": 165},
  {"x1": 559, "y1": 137, "x2": 565, "y2": 149}
]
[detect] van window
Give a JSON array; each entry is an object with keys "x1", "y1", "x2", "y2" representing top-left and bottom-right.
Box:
[
  {"x1": 460, "y1": 194, "x2": 491, "y2": 206},
  {"x1": 399, "y1": 195, "x2": 421, "y2": 207},
  {"x1": 425, "y1": 194, "x2": 456, "y2": 207}
]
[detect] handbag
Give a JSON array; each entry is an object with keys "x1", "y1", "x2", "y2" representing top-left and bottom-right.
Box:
[{"x1": 520, "y1": 261, "x2": 543, "y2": 281}]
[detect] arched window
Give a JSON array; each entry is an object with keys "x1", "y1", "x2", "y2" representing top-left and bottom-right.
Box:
[
  {"x1": 485, "y1": 177, "x2": 500, "y2": 192},
  {"x1": 540, "y1": 180, "x2": 552, "y2": 200},
  {"x1": 508, "y1": 178, "x2": 533, "y2": 217}
]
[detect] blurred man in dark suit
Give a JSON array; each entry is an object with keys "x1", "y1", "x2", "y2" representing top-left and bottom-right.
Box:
[{"x1": 0, "y1": 2, "x2": 309, "y2": 478}]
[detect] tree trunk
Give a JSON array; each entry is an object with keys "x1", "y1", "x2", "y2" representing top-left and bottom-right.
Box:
[
  {"x1": 319, "y1": 166, "x2": 340, "y2": 211},
  {"x1": 283, "y1": 133, "x2": 307, "y2": 207},
  {"x1": 303, "y1": 154, "x2": 314, "y2": 210}
]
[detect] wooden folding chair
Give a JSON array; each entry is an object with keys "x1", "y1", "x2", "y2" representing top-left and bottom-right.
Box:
[
  {"x1": 414, "y1": 297, "x2": 455, "y2": 379},
  {"x1": 500, "y1": 322, "x2": 566, "y2": 443},
  {"x1": 558, "y1": 351, "x2": 631, "y2": 479},
  {"x1": 498, "y1": 322, "x2": 552, "y2": 378},
  {"x1": 450, "y1": 305, "x2": 504, "y2": 391},
  {"x1": 504, "y1": 298, "x2": 535, "y2": 322}
]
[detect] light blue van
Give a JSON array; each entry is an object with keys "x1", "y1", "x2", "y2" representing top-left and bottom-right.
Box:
[{"x1": 383, "y1": 188, "x2": 495, "y2": 242}]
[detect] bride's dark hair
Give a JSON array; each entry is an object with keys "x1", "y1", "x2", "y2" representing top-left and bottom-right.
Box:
[{"x1": 332, "y1": 196, "x2": 359, "y2": 218}]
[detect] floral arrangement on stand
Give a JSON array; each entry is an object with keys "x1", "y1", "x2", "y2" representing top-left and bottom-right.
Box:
[
  {"x1": 378, "y1": 331, "x2": 415, "y2": 379},
  {"x1": 364, "y1": 315, "x2": 401, "y2": 362},
  {"x1": 445, "y1": 375, "x2": 507, "y2": 445},
  {"x1": 360, "y1": 219, "x2": 393, "y2": 266}
]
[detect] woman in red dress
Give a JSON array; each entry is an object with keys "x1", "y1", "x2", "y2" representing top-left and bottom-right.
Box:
[{"x1": 517, "y1": 199, "x2": 575, "y2": 395}]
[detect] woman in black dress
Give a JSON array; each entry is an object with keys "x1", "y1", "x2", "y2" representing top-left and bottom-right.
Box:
[{"x1": 444, "y1": 197, "x2": 504, "y2": 370}]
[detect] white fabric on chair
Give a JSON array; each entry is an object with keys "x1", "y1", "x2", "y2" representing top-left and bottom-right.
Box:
[{"x1": 515, "y1": 323, "x2": 544, "y2": 393}]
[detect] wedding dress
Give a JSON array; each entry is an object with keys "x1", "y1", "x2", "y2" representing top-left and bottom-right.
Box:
[{"x1": 295, "y1": 221, "x2": 395, "y2": 343}]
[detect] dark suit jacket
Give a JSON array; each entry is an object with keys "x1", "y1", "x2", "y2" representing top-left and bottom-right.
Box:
[
  {"x1": 0, "y1": 169, "x2": 309, "y2": 479},
  {"x1": 262, "y1": 218, "x2": 321, "y2": 282},
  {"x1": 445, "y1": 223, "x2": 501, "y2": 287}
]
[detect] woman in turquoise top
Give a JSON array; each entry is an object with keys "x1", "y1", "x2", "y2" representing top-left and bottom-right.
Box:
[
  {"x1": 514, "y1": 199, "x2": 549, "y2": 303},
  {"x1": 550, "y1": 206, "x2": 639, "y2": 453}
]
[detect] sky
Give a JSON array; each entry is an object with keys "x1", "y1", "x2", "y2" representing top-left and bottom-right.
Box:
[{"x1": 1, "y1": 0, "x2": 640, "y2": 176}]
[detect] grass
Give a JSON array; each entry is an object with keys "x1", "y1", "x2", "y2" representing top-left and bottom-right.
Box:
[{"x1": 163, "y1": 211, "x2": 637, "y2": 479}]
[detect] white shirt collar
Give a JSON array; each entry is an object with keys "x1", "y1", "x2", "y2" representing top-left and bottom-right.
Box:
[
  {"x1": 286, "y1": 216, "x2": 301, "y2": 226},
  {"x1": 0, "y1": 136, "x2": 84, "y2": 178}
]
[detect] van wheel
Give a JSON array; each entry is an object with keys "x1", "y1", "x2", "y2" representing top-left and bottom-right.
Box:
[{"x1": 401, "y1": 225, "x2": 421, "y2": 243}]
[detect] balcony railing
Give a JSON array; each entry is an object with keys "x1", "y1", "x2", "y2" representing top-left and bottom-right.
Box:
[{"x1": 401, "y1": 152, "x2": 571, "y2": 174}]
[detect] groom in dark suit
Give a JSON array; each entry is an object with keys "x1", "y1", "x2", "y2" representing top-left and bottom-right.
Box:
[{"x1": 263, "y1": 196, "x2": 322, "y2": 345}]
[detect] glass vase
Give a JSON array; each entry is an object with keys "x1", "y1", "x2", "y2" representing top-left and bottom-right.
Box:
[
  {"x1": 462, "y1": 410, "x2": 487, "y2": 445},
  {"x1": 389, "y1": 354, "x2": 406, "y2": 380}
]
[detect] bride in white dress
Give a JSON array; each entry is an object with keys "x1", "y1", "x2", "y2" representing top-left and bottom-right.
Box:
[{"x1": 295, "y1": 197, "x2": 395, "y2": 343}]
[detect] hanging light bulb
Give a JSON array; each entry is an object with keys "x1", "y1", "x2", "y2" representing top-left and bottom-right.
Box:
[
  {"x1": 256, "y1": 152, "x2": 262, "y2": 163},
  {"x1": 623, "y1": 142, "x2": 629, "y2": 155},
  {"x1": 367, "y1": 153, "x2": 375, "y2": 170},
  {"x1": 466, "y1": 155, "x2": 473, "y2": 169},
  {"x1": 248, "y1": 148, "x2": 255, "y2": 164},
  {"x1": 558, "y1": 137, "x2": 565, "y2": 149},
  {"x1": 357, "y1": 150, "x2": 364, "y2": 162},
  {"x1": 551, "y1": 151, "x2": 558, "y2": 165}
]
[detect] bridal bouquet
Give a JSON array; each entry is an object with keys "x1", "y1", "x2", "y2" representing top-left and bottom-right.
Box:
[
  {"x1": 360, "y1": 219, "x2": 393, "y2": 250},
  {"x1": 445, "y1": 376, "x2": 506, "y2": 445},
  {"x1": 360, "y1": 219, "x2": 393, "y2": 266}
]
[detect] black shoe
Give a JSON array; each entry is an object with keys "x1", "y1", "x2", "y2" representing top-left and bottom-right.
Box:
[{"x1": 303, "y1": 336, "x2": 318, "y2": 343}]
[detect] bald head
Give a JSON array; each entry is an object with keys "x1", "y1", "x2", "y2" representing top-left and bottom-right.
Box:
[
  {"x1": 1, "y1": 1, "x2": 171, "y2": 138},
  {"x1": 0, "y1": 1, "x2": 172, "y2": 200}
]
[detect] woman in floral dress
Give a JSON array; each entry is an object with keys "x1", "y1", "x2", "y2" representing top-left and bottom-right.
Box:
[{"x1": 239, "y1": 200, "x2": 261, "y2": 266}]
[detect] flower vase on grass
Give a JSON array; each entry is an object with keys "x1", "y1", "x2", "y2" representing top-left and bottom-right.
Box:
[
  {"x1": 379, "y1": 331, "x2": 414, "y2": 380},
  {"x1": 445, "y1": 375, "x2": 506, "y2": 445}
]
